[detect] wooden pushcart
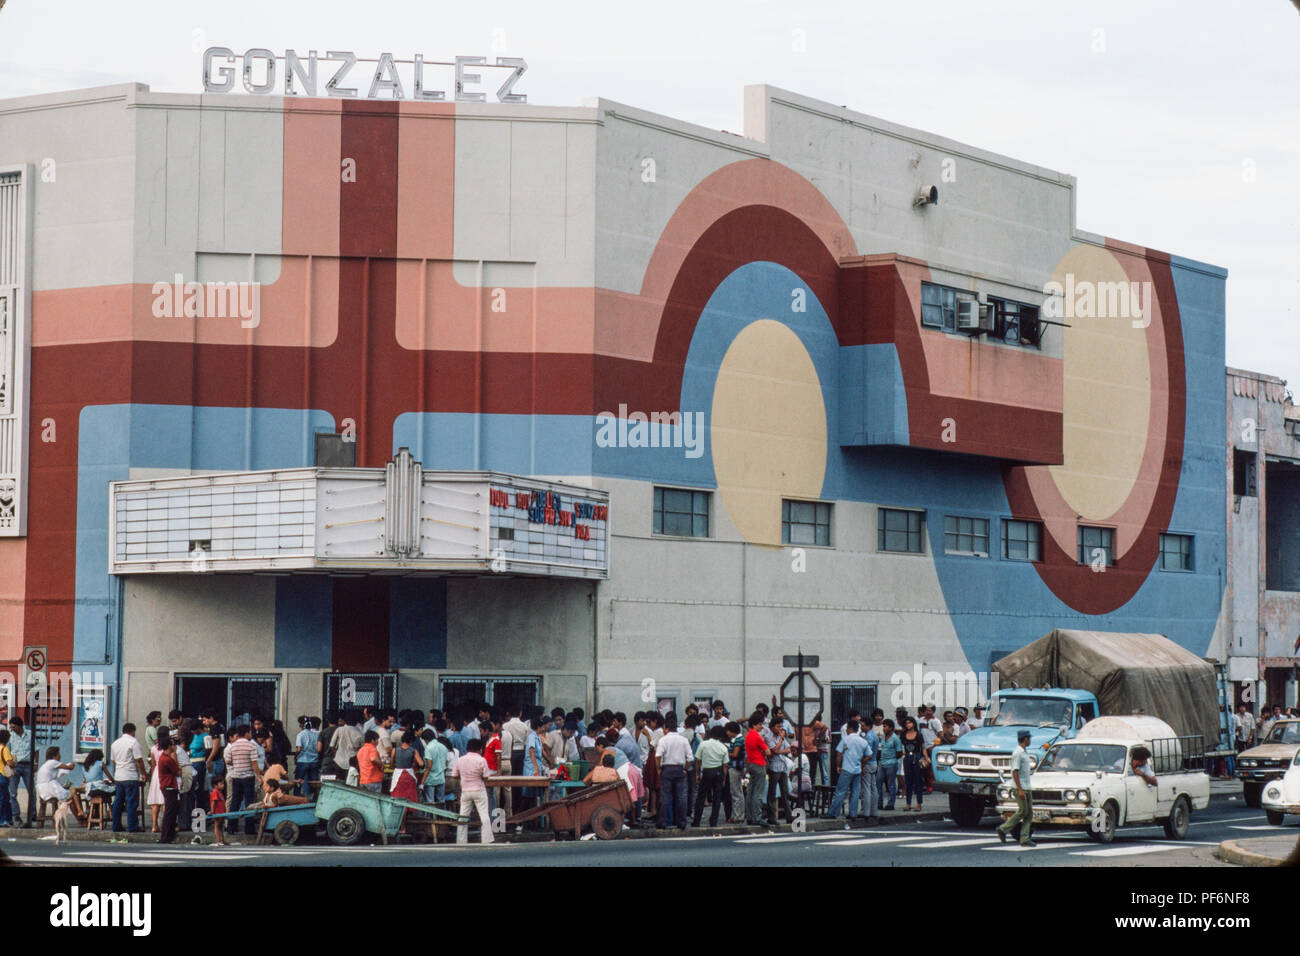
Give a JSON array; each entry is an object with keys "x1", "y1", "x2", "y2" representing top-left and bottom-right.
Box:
[{"x1": 504, "y1": 780, "x2": 631, "y2": 841}]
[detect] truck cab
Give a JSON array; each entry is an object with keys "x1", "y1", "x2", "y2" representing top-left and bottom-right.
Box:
[{"x1": 933, "y1": 688, "x2": 1100, "y2": 827}]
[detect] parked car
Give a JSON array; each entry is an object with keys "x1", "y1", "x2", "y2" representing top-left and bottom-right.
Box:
[
  {"x1": 1237, "y1": 719, "x2": 1300, "y2": 808},
  {"x1": 1260, "y1": 748, "x2": 1300, "y2": 826}
]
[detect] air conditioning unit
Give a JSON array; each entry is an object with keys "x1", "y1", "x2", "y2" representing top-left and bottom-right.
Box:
[{"x1": 956, "y1": 299, "x2": 990, "y2": 333}]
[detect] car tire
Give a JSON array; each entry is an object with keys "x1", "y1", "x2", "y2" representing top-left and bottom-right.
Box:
[
  {"x1": 326, "y1": 807, "x2": 366, "y2": 846},
  {"x1": 1242, "y1": 781, "x2": 1262, "y2": 808},
  {"x1": 1163, "y1": 796, "x2": 1190, "y2": 840},
  {"x1": 1265, "y1": 809, "x2": 1285, "y2": 826},
  {"x1": 948, "y1": 794, "x2": 986, "y2": 828},
  {"x1": 1090, "y1": 801, "x2": 1118, "y2": 844}
]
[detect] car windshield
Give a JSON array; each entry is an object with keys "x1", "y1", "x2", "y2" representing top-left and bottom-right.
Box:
[
  {"x1": 986, "y1": 697, "x2": 1073, "y2": 729},
  {"x1": 1263, "y1": 722, "x2": 1300, "y2": 745},
  {"x1": 1039, "y1": 742, "x2": 1127, "y2": 773}
]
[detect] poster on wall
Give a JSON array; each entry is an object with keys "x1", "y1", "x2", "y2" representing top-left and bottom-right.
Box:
[{"x1": 75, "y1": 685, "x2": 109, "y2": 752}]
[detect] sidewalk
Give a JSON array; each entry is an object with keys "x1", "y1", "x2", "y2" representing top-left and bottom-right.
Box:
[{"x1": 1216, "y1": 835, "x2": 1300, "y2": 867}]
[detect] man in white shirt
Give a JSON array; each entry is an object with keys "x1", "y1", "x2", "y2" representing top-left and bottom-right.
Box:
[
  {"x1": 110, "y1": 724, "x2": 147, "y2": 833},
  {"x1": 1235, "y1": 705, "x2": 1256, "y2": 750},
  {"x1": 967, "y1": 705, "x2": 985, "y2": 730},
  {"x1": 654, "y1": 716, "x2": 694, "y2": 830},
  {"x1": 953, "y1": 707, "x2": 970, "y2": 738}
]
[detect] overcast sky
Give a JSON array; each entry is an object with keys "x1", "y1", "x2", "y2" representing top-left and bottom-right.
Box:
[{"x1": 2, "y1": 0, "x2": 1296, "y2": 389}]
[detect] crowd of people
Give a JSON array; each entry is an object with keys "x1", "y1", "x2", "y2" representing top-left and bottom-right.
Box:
[{"x1": 3, "y1": 697, "x2": 1292, "y2": 842}]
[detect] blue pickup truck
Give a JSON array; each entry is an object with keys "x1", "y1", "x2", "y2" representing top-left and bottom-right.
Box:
[{"x1": 932, "y1": 687, "x2": 1101, "y2": 827}]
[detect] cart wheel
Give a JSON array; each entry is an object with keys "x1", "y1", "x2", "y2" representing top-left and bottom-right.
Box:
[
  {"x1": 326, "y1": 808, "x2": 366, "y2": 846},
  {"x1": 273, "y1": 820, "x2": 301, "y2": 846},
  {"x1": 590, "y1": 805, "x2": 622, "y2": 840}
]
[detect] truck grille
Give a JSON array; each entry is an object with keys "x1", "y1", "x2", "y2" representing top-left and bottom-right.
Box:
[
  {"x1": 953, "y1": 754, "x2": 1011, "y2": 777},
  {"x1": 1031, "y1": 789, "x2": 1065, "y2": 804}
]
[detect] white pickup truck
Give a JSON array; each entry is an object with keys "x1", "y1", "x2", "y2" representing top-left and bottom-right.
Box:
[{"x1": 994, "y1": 715, "x2": 1210, "y2": 844}]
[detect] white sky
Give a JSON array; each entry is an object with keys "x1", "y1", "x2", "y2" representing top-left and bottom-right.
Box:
[{"x1": 1, "y1": 0, "x2": 1297, "y2": 389}]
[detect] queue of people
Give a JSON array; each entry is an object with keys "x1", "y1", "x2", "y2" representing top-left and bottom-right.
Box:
[{"x1": 1, "y1": 696, "x2": 1013, "y2": 842}]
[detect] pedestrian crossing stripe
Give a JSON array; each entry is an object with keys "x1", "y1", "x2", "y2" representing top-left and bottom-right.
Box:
[
  {"x1": 897, "y1": 837, "x2": 1001, "y2": 849},
  {"x1": 1070, "y1": 844, "x2": 1181, "y2": 857}
]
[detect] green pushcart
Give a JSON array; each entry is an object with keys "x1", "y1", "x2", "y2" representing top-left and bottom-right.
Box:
[{"x1": 314, "y1": 780, "x2": 462, "y2": 845}]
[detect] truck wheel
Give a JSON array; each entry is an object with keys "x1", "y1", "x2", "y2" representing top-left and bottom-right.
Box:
[
  {"x1": 1089, "y1": 802, "x2": 1118, "y2": 843},
  {"x1": 1242, "y1": 781, "x2": 1262, "y2": 808},
  {"x1": 948, "y1": 794, "x2": 986, "y2": 828},
  {"x1": 326, "y1": 808, "x2": 366, "y2": 846},
  {"x1": 273, "y1": 820, "x2": 301, "y2": 846},
  {"x1": 1163, "y1": 796, "x2": 1190, "y2": 840},
  {"x1": 1265, "y1": 810, "x2": 1285, "y2": 826}
]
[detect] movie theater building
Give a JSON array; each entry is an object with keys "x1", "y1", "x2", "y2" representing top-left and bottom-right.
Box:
[{"x1": 0, "y1": 77, "x2": 1230, "y2": 747}]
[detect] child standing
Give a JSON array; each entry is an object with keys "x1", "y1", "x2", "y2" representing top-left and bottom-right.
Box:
[{"x1": 209, "y1": 776, "x2": 228, "y2": 846}]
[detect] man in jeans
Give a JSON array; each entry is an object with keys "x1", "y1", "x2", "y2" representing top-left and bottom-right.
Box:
[
  {"x1": 743, "y1": 713, "x2": 770, "y2": 826},
  {"x1": 826, "y1": 719, "x2": 868, "y2": 820},
  {"x1": 224, "y1": 725, "x2": 261, "y2": 835},
  {"x1": 6, "y1": 717, "x2": 34, "y2": 827},
  {"x1": 110, "y1": 722, "x2": 147, "y2": 834}
]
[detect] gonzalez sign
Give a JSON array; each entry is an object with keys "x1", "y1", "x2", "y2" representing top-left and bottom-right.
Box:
[{"x1": 202, "y1": 48, "x2": 528, "y2": 102}]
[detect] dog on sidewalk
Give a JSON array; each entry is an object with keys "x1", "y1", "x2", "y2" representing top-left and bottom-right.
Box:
[{"x1": 53, "y1": 800, "x2": 74, "y2": 845}]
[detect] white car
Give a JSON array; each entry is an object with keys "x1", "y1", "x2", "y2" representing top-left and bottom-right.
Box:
[
  {"x1": 1260, "y1": 749, "x2": 1300, "y2": 826},
  {"x1": 994, "y1": 715, "x2": 1210, "y2": 844}
]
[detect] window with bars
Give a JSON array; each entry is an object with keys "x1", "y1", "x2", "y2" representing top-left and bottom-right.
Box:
[
  {"x1": 1078, "y1": 526, "x2": 1115, "y2": 567},
  {"x1": 988, "y1": 296, "x2": 1043, "y2": 348},
  {"x1": 782, "y1": 499, "x2": 832, "y2": 546},
  {"x1": 1001, "y1": 519, "x2": 1042, "y2": 562},
  {"x1": 1159, "y1": 533, "x2": 1193, "y2": 572},
  {"x1": 944, "y1": 515, "x2": 989, "y2": 556},
  {"x1": 653, "y1": 487, "x2": 710, "y2": 537},
  {"x1": 878, "y1": 507, "x2": 924, "y2": 553}
]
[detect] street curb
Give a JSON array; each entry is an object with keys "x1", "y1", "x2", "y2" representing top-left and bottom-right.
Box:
[{"x1": 1214, "y1": 839, "x2": 1292, "y2": 867}]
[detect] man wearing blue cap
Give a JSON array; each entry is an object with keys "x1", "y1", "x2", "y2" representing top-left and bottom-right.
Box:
[{"x1": 997, "y1": 728, "x2": 1037, "y2": 847}]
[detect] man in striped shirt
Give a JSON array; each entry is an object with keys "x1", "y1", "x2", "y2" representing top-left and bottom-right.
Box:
[{"x1": 224, "y1": 726, "x2": 261, "y2": 835}]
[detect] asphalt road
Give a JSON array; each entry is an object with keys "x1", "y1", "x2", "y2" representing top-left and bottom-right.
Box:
[{"x1": 5, "y1": 804, "x2": 1291, "y2": 867}]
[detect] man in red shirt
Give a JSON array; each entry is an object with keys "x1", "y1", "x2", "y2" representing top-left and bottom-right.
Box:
[
  {"x1": 743, "y1": 713, "x2": 771, "y2": 826},
  {"x1": 156, "y1": 742, "x2": 182, "y2": 844}
]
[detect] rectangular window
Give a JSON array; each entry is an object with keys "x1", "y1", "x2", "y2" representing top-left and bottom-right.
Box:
[
  {"x1": 323, "y1": 672, "x2": 398, "y2": 718},
  {"x1": 1001, "y1": 519, "x2": 1042, "y2": 562},
  {"x1": 440, "y1": 676, "x2": 540, "y2": 714},
  {"x1": 1233, "y1": 448, "x2": 1257, "y2": 497},
  {"x1": 1159, "y1": 533, "x2": 1194, "y2": 572},
  {"x1": 878, "y1": 507, "x2": 924, "y2": 553},
  {"x1": 943, "y1": 515, "x2": 989, "y2": 556},
  {"x1": 988, "y1": 296, "x2": 1043, "y2": 348},
  {"x1": 315, "y1": 432, "x2": 358, "y2": 467},
  {"x1": 1078, "y1": 526, "x2": 1115, "y2": 567},
  {"x1": 653, "y1": 487, "x2": 710, "y2": 537},
  {"x1": 921, "y1": 282, "x2": 959, "y2": 333},
  {"x1": 0, "y1": 167, "x2": 31, "y2": 537},
  {"x1": 783, "y1": 499, "x2": 832, "y2": 546},
  {"x1": 176, "y1": 674, "x2": 280, "y2": 730}
]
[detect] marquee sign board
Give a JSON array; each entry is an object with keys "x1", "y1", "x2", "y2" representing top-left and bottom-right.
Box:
[{"x1": 202, "y1": 48, "x2": 528, "y2": 102}]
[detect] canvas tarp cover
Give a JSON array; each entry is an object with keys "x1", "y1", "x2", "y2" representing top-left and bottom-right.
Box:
[{"x1": 992, "y1": 630, "x2": 1218, "y2": 741}]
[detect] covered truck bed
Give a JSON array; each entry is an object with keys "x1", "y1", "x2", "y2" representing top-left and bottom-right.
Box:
[{"x1": 992, "y1": 629, "x2": 1219, "y2": 742}]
